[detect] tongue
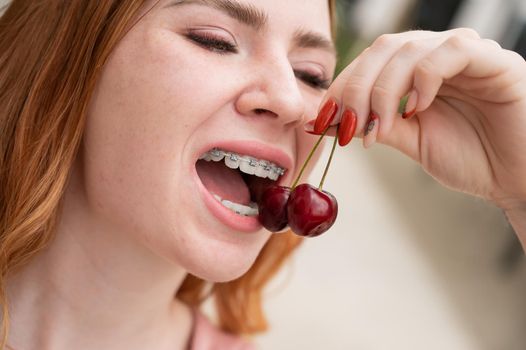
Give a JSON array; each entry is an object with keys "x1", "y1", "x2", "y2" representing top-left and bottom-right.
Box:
[
  {"x1": 243, "y1": 175, "x2": 274, "y2": 204},
  {"x1": 196, "y1": 160, "x2": 251, "y2": 205}
]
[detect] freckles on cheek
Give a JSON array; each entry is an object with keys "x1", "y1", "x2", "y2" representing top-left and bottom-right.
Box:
[
  {"x1": 146, "y1": 30, "x2": 239, "y2": 108},
  {"x1": 148, "y1": 32, "x2": 201, "y2": 89}
]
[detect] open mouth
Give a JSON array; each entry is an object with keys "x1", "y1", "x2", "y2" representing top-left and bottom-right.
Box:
[{"x1": 195, "y1": 148, "x2": 288, "y2": 217}]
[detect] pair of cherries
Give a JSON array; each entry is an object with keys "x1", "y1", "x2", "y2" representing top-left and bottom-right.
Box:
[
  {"x1": 258, "y1": 183, "x2": 338, "y2": 237},
  {"x1": 256, "y1": 96, "x2": 412, "y2": 237},
  {"x1": 257, "y1": 104, "x2": 341, "y2": 238}
]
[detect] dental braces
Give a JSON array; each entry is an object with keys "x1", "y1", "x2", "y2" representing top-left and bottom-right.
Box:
[{"x1": 206, "y1": 148, "x2": 286, "y2": 176}]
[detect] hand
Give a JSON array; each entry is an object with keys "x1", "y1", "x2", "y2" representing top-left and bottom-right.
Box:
[
  {"x1": 308, "y1": 28, "x2": 526, "y2": 215},
  {"x1": 306, "y1": 28, "x2": 526, "y2": 244}
]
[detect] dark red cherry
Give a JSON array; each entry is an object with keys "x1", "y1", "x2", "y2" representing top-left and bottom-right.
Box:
[
  {"x1": 287, "y1": 183, "x2": 338, "y2": 237},
  {"x1": 257, "y1": 185, "x2": 291, "y2": 232}
]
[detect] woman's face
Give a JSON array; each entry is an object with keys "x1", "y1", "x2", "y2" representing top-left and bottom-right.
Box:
[{"x1": 81, "y1": 0, "x2": 336, "y2": 282}]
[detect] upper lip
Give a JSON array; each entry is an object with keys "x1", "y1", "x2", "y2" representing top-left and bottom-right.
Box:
[{"x1": 195, "y1": 139, "x2": 293, "y2": 175}]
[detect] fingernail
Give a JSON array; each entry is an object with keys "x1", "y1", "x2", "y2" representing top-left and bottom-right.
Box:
[
  {"x1": 304, "y1": 119, "x2": 322, "y2": 135},
  {"x1": 363, "y1": 112, "x2": 379, "y2": 148},
  {"x1": 314, "y1": 98, "x2": 339, "y2": 134},
  {"x1": 338, "y1": 109, "x2": 358, "y2": 146},
  {"x1": 402, "y1": 90, "x2": 418, "y2": 119}
]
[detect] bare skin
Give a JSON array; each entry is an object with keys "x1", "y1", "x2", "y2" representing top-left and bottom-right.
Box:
[
  {"x1": 313, "y1": 29, "x2": 526, "y2": 247},
  {"x1": 5, "y1": 1, "x2": 526, "y2": 349},
  {"x1": 5, "y1": 0, "x2": 335, "y2": 349}
]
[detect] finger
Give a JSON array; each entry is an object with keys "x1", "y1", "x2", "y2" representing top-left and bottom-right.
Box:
[
  {"x1": 338, "y1": 31, "x2": 443, "y2": 135},
  {"x1": 309, "y1": 29, "x2": 481, "y2": 145},
  {"x1": 306, "y1": 57, "x2": 362, "y2": 135},
  {"x1": 363, "y1": 28, "x2": 481, "y2": 146},
  {"x1": 363, "y1": 113, "x2": 379, "y2": 148},
  {"x1": 379, "y1": 111, "x2": 421, "y2": 162},
  {"x1": 337, "y1": 109, "x2": 358, "y2": 146},
  {"x1": 325, "y1": 29, "x2": 479, "y2": 146},
  {"x1": 413, "y1": 36, "x2": 518, "y2": 111},
  {"x1": 313, "y1": 98, "x2": 339, "y2": 134},
  {"x1": 304, "y1": 119, "x2": 338, "y2": 137},
  {"x1": 369, "y1": 37, "x2": 446, "y2": 143},
  {"x1": 312, "y1": 32, "x2": 436, "y2": 134}
]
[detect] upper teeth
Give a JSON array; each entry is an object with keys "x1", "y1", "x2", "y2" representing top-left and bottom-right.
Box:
[{"x1": 199, "y1": 148, "x2": 286, "y2": 181}]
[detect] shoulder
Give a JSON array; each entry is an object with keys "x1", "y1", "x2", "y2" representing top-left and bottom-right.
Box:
[{"x1": 190, "y1": 310, "x2": 257, "y2": 350}]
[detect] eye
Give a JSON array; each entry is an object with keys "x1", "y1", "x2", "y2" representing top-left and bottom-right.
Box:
[
  {"x1": 185, "y1": 31, "x2": 238, "y2": 54},
  {"x1": 294, "y1": 70, "x2": 331, "y2": 90}
]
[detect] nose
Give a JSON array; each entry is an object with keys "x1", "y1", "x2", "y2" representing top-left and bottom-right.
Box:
[{"x1": 235, "y1": 56, "x2": 306, "y2": 128}]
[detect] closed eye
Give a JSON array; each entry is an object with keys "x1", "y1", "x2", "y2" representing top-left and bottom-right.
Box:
[
  {"x1": 294, "y1": 70, "x2": 331, "y2": 90},
  {"x1": 185, "y1": 31, "x2": 238, "y2": 54}
]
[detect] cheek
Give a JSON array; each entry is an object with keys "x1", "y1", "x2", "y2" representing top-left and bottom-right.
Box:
[
  {"x1": 142, "y1": 28, "x2": 245, "y2": 117},
  {"x1": 79, "y1": 24, "x2": 273, "y2": 280},
  {"x1": 78, "y1": 29, "x2": 197, "y2": 260}
]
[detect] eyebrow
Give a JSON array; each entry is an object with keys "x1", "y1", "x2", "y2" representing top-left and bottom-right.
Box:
[
  {"x1": 167, "y1": 0, "x2": 336, "y2": 55},
  {"x1": 168, "y1": 0, "x2": 267, "y2": 30},
  {"x1": 293, "y1": 29, "x2": 336, "y2": 55}
]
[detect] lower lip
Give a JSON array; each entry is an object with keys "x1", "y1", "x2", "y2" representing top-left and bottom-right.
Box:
[{"x1": 191, "y1": 166, "x2": 262, "y2": 233}]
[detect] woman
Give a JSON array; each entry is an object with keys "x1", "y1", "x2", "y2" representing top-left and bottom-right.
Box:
[
  {"x1": 0, "y1": 1, "x2": 525, "y2": 350},
  {"x1": 1, "y1": 1, "x2": 333, "y2": 349}
]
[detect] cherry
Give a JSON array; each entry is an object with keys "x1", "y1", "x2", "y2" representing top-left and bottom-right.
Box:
[
  {"x1": 257, "y1": 123, "x2": 340, "y2": 237},
  {"x1": 258, "y1": 185, "x2": 291, "y2": 232},
  {"x1": 287, "y1": 184, "x2": 338, "y2": 237}
]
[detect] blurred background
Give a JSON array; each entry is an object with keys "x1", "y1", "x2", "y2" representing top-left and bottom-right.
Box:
[
  {"x1": 2, "y1": 0, "x2": 525, "y2": 349},
  {"x1": 255, "y1": 0, "x2": 526, "y2": 349}
]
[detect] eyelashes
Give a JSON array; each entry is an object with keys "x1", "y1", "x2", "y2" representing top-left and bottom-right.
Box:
[
  {"x1": 185, "y1": 31, "x2": 330, "y2": 90},
  {"x1": 185, "y1": 31, "x2": 238, "y2": 54},
  {"x1": 293, "y1": 70, "x2": 331, "y2": 90}
]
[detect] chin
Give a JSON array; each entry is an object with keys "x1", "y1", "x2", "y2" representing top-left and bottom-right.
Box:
[
  {"x1": 192, "y1": 264, "x2": 252, "y2": 283},
  {"x1": 176, "y1": 230, "x2": 269, "y2": 283},
  {"x1": 186, "y1": 253, "x2": 258, "y2": 283}
]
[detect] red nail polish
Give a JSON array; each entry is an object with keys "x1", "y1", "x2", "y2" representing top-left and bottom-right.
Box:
[
  {"x1": 314, "y1": 99, "x2": 339, "y2": 134},
  {"x1": 402, "y1": 108, "x2": 416, "y2": 119},
  {"x1": 402, "y1": 90, "x2": 418, "y2": 119},
  {"x1": 304, "y1": 119, "x2": 323, "y2": 135},
  {"x1": 364, "y1": 112, "x2": 379, "y2": 137},
  {"x1": 338, "y1": 109, "x2": 357, "y2": 146},
  {"x1": 305, "y1": 119, "x2": 316, "y2": 128}
]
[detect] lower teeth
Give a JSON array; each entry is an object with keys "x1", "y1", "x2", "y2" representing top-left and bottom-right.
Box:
[{"x1": 213, "y1": 194, "x2": 259, "y2": 217}]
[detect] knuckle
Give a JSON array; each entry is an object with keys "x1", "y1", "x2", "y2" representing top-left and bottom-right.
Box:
[
  {"x1": 483, "y1": 38, "x2": 501, "y2": 49},
  {"x1": 400, "y1": 40, "x2": 424, "y2": 55},
  {"x1": 343, "y1": 73, "x2": 370, "y2": 92},
  {"x1": 506, "y1": 49, "x2": 525, "y2": 65},
  {"x1": 452, "y1": 27, "x2": 481, "y2": 39},
  {"x1": 415, "y1": 58, "x2": 436, "y2": 78},
  {"x1": 371, "y1": 84, "x2": 392, "y2": 102},
  {"x1": 506, "y1": 51, "x2": 526, "y2": 81},
  {"x1": 372, "y1": 33, "x2": 397, "y2": 49},
  {"x1": 342, "y1": 79, "x2": 368, "y2": 103},
  {"x1": 444, "y1": 35, "x2": 466, "y2": 50}
]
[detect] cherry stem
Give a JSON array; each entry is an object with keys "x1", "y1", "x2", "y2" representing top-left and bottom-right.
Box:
[
  {"x1": 318, "y1": 125, "x2": 339, "y2": 191},
  {"x1": 291, "y1": 127, "x2": 329, "y2": 190}
]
